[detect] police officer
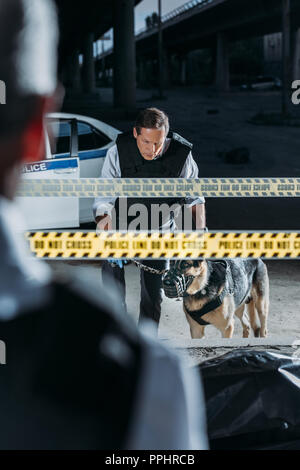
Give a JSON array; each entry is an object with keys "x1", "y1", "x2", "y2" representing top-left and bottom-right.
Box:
[
  {"x1": 94, "y1": 108, "x2": 206, "y2": 329},
  {"x1": 0, "y1": 0, "x2": 208, "y2": 450}
]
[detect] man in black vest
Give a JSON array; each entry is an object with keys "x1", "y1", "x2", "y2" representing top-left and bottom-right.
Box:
[
  {"x1": 0, "y1": 0, "x2": 208, "y2": 450},
  {"x1": 94, "y1": 108, "x2": 206, "y2": 330}
]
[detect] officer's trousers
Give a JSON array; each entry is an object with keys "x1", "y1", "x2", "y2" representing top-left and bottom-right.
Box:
[{"x1": 101, "y1": 260, "x2": 167, "y2": 329}]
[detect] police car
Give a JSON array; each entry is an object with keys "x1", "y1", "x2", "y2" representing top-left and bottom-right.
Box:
[{"x1": 18, "y1": 112, "x2": 121, "y2": 229}]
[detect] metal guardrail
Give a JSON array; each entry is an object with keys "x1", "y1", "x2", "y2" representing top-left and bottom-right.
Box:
[
  {"x1": 162, "y1": 0, "x2": 213, "y2": 23},
  {"x1": 136, "y1": 0, "x2": 214, "y2": 37},
  {"x1": 98, "y1": 0, "x2": 216, "y2": 58}
]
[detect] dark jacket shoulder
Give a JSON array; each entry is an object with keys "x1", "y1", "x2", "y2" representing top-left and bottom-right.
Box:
[
  {"x1": 171, "y1": 132, "x2": 193, "y2": 150},
  {"x1": 0, "y1": 275, "x2": 143, "y2": 450}
]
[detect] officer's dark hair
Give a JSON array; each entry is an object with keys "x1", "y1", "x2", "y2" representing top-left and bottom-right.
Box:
[
  {"x1": 0, "y1": 0, "x2": 58, "y2": 139},
  {"x1": 135, "y1": 108, "x2": 170, "y2": 136}
]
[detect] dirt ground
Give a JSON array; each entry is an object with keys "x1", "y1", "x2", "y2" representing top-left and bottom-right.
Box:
[{"x1": 48, "y1": 259, "x2": 300, "y2": 340}]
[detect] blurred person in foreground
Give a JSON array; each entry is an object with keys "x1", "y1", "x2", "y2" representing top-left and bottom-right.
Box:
[{"x1": 0, "y1": 0, "x2": 208, "y2": 450}]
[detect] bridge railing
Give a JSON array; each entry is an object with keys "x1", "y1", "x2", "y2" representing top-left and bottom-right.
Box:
[
  {"x1": 136, "y1": 0, "x2": 214, "y2": 37},
  {"x1": 162, "y1": 0, "x2": 213, "y2": 23},
  {"x1": 97, "y1": 0, "x2": 216, "y2": 59}
]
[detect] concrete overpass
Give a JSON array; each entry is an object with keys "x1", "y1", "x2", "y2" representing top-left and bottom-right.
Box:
[
  {"x1": 97, "y1": 0, "x2": 300, "y2": 94},
  {"x1": 55, "y1": 0, "x2": 142, "y2": 108}
]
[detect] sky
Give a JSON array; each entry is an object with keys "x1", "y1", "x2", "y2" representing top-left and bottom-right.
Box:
[{"x1": 98, "y1": 0, "x2": 188, "y2": 53}]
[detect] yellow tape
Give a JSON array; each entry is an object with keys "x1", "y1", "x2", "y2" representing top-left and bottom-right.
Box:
[
  {"x1": 26, "y1": 232, "x2": 300, "y2": 259},
  {"x1": 17, "y1": 177, "x2": 300, "y2": 197}
]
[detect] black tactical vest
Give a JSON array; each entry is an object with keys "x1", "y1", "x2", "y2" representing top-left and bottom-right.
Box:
[
  {"x1": 114, "y1": 131, "x2": 193, "y2": 230},
  {"x1": 0, "y1": 278, "x2": 143, "y2": 450}
]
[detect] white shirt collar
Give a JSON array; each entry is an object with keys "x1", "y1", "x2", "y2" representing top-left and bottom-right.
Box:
[{"x1": 0, "y1": 196, "x2": 52, "y2": 320}]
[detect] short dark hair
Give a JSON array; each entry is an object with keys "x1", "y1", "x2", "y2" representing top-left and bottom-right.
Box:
[{"x1": 135, "y1": 108, "x2": 169, "y2": 136}]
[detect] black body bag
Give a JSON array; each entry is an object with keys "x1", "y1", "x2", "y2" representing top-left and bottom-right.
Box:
[{"x1": 198, "y1": 349, "x2": 300, "y2": 450}]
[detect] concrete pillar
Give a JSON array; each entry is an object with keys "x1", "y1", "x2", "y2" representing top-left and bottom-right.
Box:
[
  {"x1": 113, "y1": 0, "x2": 136, "y2": 109},
  {"x1": 293, "y1": 28, "x2": 300, "y2": 80},
  {"x1": 186, "y1": 53, "x2": 193, "y2": 86},
  {"x1": 70, "y1": 50, "x2": 81, "y2": 92},
  {"x1": 101, "y1": 56, "x2": 107, "y2": 83},
  {"x1": 157, "y1": 0, "x2": 163, "y2": 99},
  {"x1": 211, "y1": 44, "x2": 216, "y2": 86},
  {"x1": 137, "y1": 58, "x2": 147, "y2": 87},
  {"x1": 151, "y1": 60, "x2": 157, "y2": 87},
  {"x1": 162, "y1": 50, "x2": 171, "y2": 88},
  {"x1": 282, "y1": 0, "x2": 291, "y2": 116},
  {"x1": 215, "y1": 31, "x2": 229, "y2": 92},
  {"x1": 82, "y1": 32, "x2": 96, "y2": 93},
  {"x1": 180, "y1": 55, "x2": 187, "y2": 86}
]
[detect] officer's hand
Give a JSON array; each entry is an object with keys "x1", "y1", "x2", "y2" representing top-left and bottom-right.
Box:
[
  {"x1": 108, "y1": 259, "x2": 129, "y2": 269},
  {"x1": 96, "y1": 214, "x2": 112, "y2": 232}
]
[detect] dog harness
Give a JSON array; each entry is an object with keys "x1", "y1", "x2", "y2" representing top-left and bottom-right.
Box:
[{"x1": 184, "y1": 261, "x2": 234, "y2": 326}]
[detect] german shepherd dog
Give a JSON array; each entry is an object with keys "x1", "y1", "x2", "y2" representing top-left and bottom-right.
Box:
[{"x1": 162, "y1": 259, "x2": 269, "y2": 339}]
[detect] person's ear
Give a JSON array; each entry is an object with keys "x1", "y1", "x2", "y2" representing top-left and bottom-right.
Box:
[{"x1": 133, "y1": 127, "x2": 138, "y2": 139}]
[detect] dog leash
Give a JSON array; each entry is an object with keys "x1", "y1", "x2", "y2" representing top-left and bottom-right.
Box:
[
  {"x1": 109, "y1": 259, "x2": 166, "y2": 274},
  {"x1": 132, "y1": 260, "x2": 167, "y2": 275},
  {"x1": 132, "y1": 260, "x2": 182, "y2": 301}
]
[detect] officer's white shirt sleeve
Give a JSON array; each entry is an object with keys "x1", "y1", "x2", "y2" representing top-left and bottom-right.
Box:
[
  {"x1": 125, "y1": 326, "x2": 208, "y2": 450},
  {"x1": 180, "y1": 152, "x2": 205, "y2": 207},
  {"x1": 93, "y1": 144, "x2": 120, "y2": 219}
]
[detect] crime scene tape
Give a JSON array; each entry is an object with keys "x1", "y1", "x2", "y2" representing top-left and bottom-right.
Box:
[
  {"x1": 26, "y1": 231, "x2": 300, "y2": 259},
  {"x1": 17, "y1": 177, "x2": 300, "y2": 198}
]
